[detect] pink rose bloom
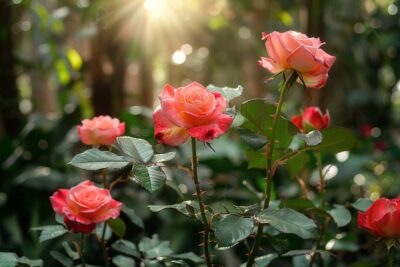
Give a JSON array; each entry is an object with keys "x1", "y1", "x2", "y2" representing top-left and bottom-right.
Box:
[
  {"x1": 358, "y1": 198, "x2": 400, "y2": 238},
  {"x1": 50, "y1": 180, "x2": 122, "y2": 234},
  {"x1": 291, "y1": 107, "x2": 330, "y2": 133},
  {"x1": 259, "y1": 31, "x2": 336, "y2": 89},
  {"x1": 153, "y1": 82, "x2": 233, "y2": 145},
  {"x1": 77, "y1": 115, "x2": 125, "y2": 146}
]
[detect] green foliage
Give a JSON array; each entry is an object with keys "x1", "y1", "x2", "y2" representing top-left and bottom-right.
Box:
[
  {"x1": 0, "y1": 253, "x2": 18, "y2": 267},
  {"x1": 255, "y1": 208, "x2": 318, "y2": 239},
  {"x1": 207, "y1": 84, "x2": 244, "y2": 103},
  {"x1": 69, "y1": 149, "x2": 130, "y2": 170},
  {"x1": 351, "y1": 198, "x2": 373, "y2": 212},
  {"x1": 31, "y1": 225, "x2": 68, "y2": 243},
  {"x1": 148, "y1": 201, "x2": 200, "y2": 218},
  {"x1": 328, "y1": 205, "x2": 352, "y2": 227},
  {"x1": 112, "y1": 240, "x2": 140, "y2": 258},
  {"x1": 211, "y1": 214, "x2": 254, "y2": 249},
  {"x1": 115, "y1": 137, "x2": 154, "y2": 163},
  {"x1": 138, "y1": 236, "x2": 173, "y2": 259},
  {"x1": 122, "y1": 207, "x2": 145, "y2": 229},
  {"x1": 107, "y1": 218, "x2": 126, "y2": 238},
  {"x1": 50, "y1": 251, "x2": 73, "y2": 267},
  {"x1": 112, "y1": 255, "x2": 136, "y2": 267},
  {"x1": 133, "y1": 165, "x2": 166, "y2": 193}
]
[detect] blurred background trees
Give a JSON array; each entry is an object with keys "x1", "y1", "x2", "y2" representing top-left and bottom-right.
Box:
[{"x1": 1, "y1": 0, "x2": 400, "y2": 265}]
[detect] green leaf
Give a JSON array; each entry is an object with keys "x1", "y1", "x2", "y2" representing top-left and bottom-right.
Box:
[
  {"x1": 211, "y1": 214, "x2": 254, "y2": 250},
  {"x1": 50, "y1": 251, "x2": 73, "y2": 267},
  {"x1": 255, "y1": 208, "x2": 317, "y2": 239},
  {"x1": 240, "y1": 254, "x2": 278, "y2": 267},
  {"x1": 134, "y1": 165, "x2": 166, "y2": 192},
  {"x1": 296, "y1": 131, "x2": 323, "y2": 146},
  {"x1": 116, "y1": 136, "x2": 154, "y2": 163},
  {"x1": 138, "y1": 235, "x2": 173, "y2": 258},
  {"x1": 237, "y1": 129, "x2": 268, "y2": 150},
  {"x1": 240, "y1": 99, "x2": 295, "y2": 151},
  {"x1": 0, "y1": 252, "x2": 18, "y2": 267},
  {"x1": 18, "y1": 257, "x2": 43, "y2": 267},
  {"x1": 151, "y1": 152, "x2": 176, "y2": 163},
  {"x1": 112, "y1": 255, "x2": 136, "y2": 267},
  {"x1": 282, "y1": 250, "x2": 329, "y2": 257},
  {"x1": 207, "y1": 84, "x2": 243, "y2": 102},
  {"x1": 122, "y1": 207, "x2": 145, "y2": 229},
  {"x1": 31, "y1": 225, "x2": 68, "y2": 243},
  {"x1": 62, "y1": 242, "x2": 80, "y2": 260},
  {"x1": 148, "y1": 201, "x2": 200, "y2": 218},
  {"x1": 325, "y1": 239, "x2": 359, "y2": 252},
  {"x1": 112, "y1": 240, "x2": 140, "y2": 258},
  {"x1": 169, "y1": 253, "x2": 203, "y2": 263},
  {"x1": 328, "y1": 205, "x2": 351, "y2": 227},
  {"x1": 69, "y1": 149, "x2": 130, "y2": 170},
  {"x1": 107, "y1": 218, "x2": 126, "y2": 238},
  {"x1": 351, "y1": 198, "x2": 373, "y2": 212},
  {"x1": 246, "y1": 150, "x2": 267, "y2": 169},
  {"x1": 285, "y1": 153, "x2": 310, "y2": 177},
  {"x1": 279, "y1": 198, "x2": 315, "y2": 210},
  {"x1": 312, "y1": 127, "x2": 357, "y2": 154}
]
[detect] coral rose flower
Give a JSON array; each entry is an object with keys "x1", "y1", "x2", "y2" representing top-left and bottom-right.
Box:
[
  {"x1": 358, "y1": 198, "x2": 400, "y2": 238},
  {"x1": 291, "y1": 107, "x2": 330, "y2": 133},
  {"x1": 50, "y1": 180, "x2": 122, "y2": 233},
  {"x1": 153, "y1": 82, "x2": 233, "y2": 145},
  {"x1": 259, "y1": 31, "x2": 336, "y2": 89},
  {"x1": 77, "y1": 115, "x2": 125, "y2": 146}
]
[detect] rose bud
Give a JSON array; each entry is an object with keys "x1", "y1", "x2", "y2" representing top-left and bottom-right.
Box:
[
  {"x1": 291, "y1": 106, "x2": 330, "y2": 133},
  {"x1": 50, "y1": 180, "x2": 122, "y2": 234},
  {"x1": 358, "y1": 197, "x2": 400, "y2": 238},
  {"x1": 153, "y1": 82, "x2": 233, "y2": 145},
  {"x1": 259, "y1": 31, "x2": 336, "y2": 89},
  {"x1": 77, "y1": 115, "x2": 125, "y2": 146}
]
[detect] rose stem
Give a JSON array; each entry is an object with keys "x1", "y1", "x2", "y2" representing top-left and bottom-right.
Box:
[
  {"x1": 191, "y1": 137, "x2": 212, "y2": 267},
  {"x1": 309, "y1": 152, "x2": 326, "y2": 267},
  {"x1": 79, "y1": 233, "x2": 86, "y2": 267},
  {"x1": 387, "y1": 247, "x2": 394, "y2": 267},
  {"x1": 246, "y1": 71, "x2": 297, "y2": 267},
  {"x1": 100, "y1": 167, "x2": 110, "y2": 267}
]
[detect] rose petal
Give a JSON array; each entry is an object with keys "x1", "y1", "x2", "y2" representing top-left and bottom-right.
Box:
[
  {"x1": 259, "y1": 57, "x2": 284, "y2": 74},
  {"x1": 299, "y1": 73, "x2": 328, "y2": 89},
  {"x1": 287, "y1": 45, "x2": 320, "y2": 73},
  {"x1": 50, "y1": 189, "x2": 69, "y2": 215},
  {"x1": 291, "y1": 115, "x2": 304, "y2": 132},
  {"x1": 187, "y1": 113, "x2": 233, "y2": 142},
  {"x1": 153, "y1": 109, "x2": 189, "y2": 146}
]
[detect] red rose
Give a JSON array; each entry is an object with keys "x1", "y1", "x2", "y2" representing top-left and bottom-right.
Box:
[
  {"x1": 259, "y1": 31, "x2": 336, "y2": 89},
  {"x1": 50, "y1": 181, "x2": 122, "y2": 234},
  {"x1": 77, "y1": 115, "x2": 125, "y2": 146},
  {"x1": 291, "y1": 107, "x2": 330, "y2": 133},
  {"x1": 153, "y1": 82, "x2": 233, "y2": 145},
  {"x1": 358, "y1": 198, "x2": 400, "y2": 238}
]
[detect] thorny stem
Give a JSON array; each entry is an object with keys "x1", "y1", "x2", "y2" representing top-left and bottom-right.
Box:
[
  {"x1": 79, "y1": 233, "x2": 86, "y2": 267},
  {"x1": 246, "y1": 71, "x2": 298, "y2": 267},
  {"x1": 309, "y1": 152, "x2": 326, "y2": 267},
  {"x1": 99, "y1": 222, "x2": 110, "y2": 267},
  {"x1": 191, "y1": 137, "x2": 212, "y2": 267}
]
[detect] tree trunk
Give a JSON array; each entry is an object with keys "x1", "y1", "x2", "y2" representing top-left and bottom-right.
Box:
[{"x1": 0, "y1": 2, "x2": 21, "y2": 137}]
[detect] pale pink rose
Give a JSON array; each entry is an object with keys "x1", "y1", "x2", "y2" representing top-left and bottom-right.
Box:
[
  {"x1": 50, "y1": 180, "x2": 122, "y2": 233},
  {"x1": 153, "y1": 82, "x2": 233, "y2": 145},
  {"x1": 259, "y1": 31, "x2": 336, "y2": 89},
  {"x1": 77, "y1": 115, "x2": 125, "y2": 146}
]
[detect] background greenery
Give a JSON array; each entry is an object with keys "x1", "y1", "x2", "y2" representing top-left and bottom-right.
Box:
[{"x1": 1, "y1": 0, "x2": 400, "y2": 266}]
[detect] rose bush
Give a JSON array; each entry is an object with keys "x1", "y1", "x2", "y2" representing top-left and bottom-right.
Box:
[
  {"x1": 77, "y1": 115, "x2": 125, "y2": 146},
  {"x1": 153, "y1": 82, "x2": 233, "y2": 145},
  {"x1": 50, "y1": 180, "x2": 122, "y2": 233},
  {"x1": 358, "y1": 197, "x2": 400, "y2": 238},
  {"x1": 259, "y1": 31, "x2": 336, "y2": 88},
  {"x1": 291, "y1": 106, "x2": 330, "y2": 133}
]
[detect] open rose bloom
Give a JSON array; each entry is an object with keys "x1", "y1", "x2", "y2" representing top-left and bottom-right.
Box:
[
  {"x1": 358, "y1": 198, "x2": 400, "y2": 238},
  {"x1": 291, "y1": 106, "x2": 330, "y2": 133},
  {"x1": 153, "y1": 82, "x2": 234, "y2": 145},
  {"x1": 77, "y1": 115, "x2": 125, "y2": 146},
  {"x1": 50, "y1": 181, "x2": 122, "y2": 233},
  {"x1": 259, "y1": 31, "x2": 336, "y2": 88}
]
